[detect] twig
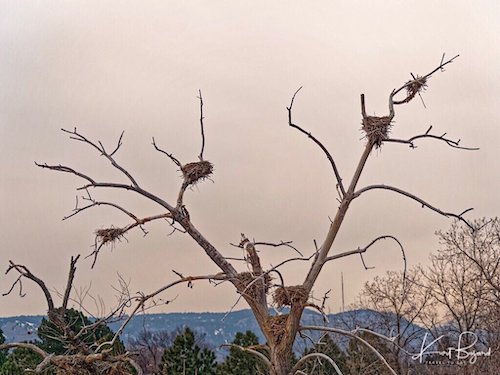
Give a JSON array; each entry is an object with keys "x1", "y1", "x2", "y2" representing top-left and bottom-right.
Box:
[{"x1": 198, "y1": 90, "x2": 206, "y2": 160}]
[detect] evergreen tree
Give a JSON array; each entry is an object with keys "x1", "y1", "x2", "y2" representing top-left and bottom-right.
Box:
[
  {"x1": 0, "y1": 347, "x2": 49, "y2": 375},
  {"x1": 217, "y1": 330, "x2": 267, "y2": 375},
  {"x1": 38, "y1": 307, "x2": 124, "y2": 355},
  {"x1": 0, "y1": 328, "x2": 6, "y2": 367},
  {"x1": 299, "y1": 334, "x2": 347, "y2": 375},
  {"x1": 159, "y1": 327, "x2": 216, "y2": 375},
  {"x1": 345, "y1": 332, "x2": 396, "y2": 375}
]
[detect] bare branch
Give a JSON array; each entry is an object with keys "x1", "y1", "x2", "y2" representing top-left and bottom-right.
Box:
[
  {"x1": 385, "y1": 125, "x2": 479, "y2": 150},
  {"x1": 291, "y1": 352, "x2": 344, "y2": 375},
  {"x1": 4, "y1": 261, "x2": 55, "y2": 311},
  {"x1": 151, "y1": 137, "x2": 182, "y2": 167},
  {"x1": 299, "y1": 325, "x2": 398, "y2": 375},
  {"x1": 391, "y1": 54, "x2": 459, "y2": 104},
  {"x1": 287, "y1": 87, "x2": 346, "y2": 197},
  {"x1": 198, "y1": 90, "x2": 206, "y2": 161},
  {"x1": 353, "y1": 184, "x2": 473, "y2": 229},
  {"x1": 0, "y1": 342, "x2": 48, "y2": 358},
  {"x1": 220, "y1": 343, "x2": 272, "y2": 371},
  {"x1": 94, "y1": 272, "x2": 228, "y2": 353},
  {"x1": 62, "y1": 255, "x2": 80, "y2": 310},
  {"x1": 61, "y1": 128, "x2": 140, "y2": 188},
  {"x1": 254, "y1": 240, "x2": 304, "y2": 257}
]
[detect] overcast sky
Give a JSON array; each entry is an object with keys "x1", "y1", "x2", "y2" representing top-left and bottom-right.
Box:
[{"x1": 1, "y1": 1, "x2": 499, "y2": 318}]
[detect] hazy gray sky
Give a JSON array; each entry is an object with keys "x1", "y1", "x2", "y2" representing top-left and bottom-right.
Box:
[{"x1": 1, "y1": 1, "x2": 499, "y2": 317}]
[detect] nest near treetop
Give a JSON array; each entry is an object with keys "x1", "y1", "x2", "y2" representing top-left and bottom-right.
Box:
[
  {"x1": 267, "y1": 314, "x2": 288, "y2": 342},
  {"x1": 236, "y1": 272, "x2": 271, "y2": 298},
  {"x1": 362, "y1": 115, "x2": 393, "y2": 148},
  {"x1": 181, "y1": 160, "x2": 213, "y2": 186},
  {"x1": 95, "y1": 227, "x2": 125, "y2": 246},
  {"x1": 405, "y1": 75, "x2": 427, "y2": 103},
  {"x1": 273, "y1": 285, "x2": 309, "y2": 308}
]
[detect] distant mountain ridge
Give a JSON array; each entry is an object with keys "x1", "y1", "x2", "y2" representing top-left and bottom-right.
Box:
[{"x1": 0, "y1": 309, "x2": 425, "y2": 352}]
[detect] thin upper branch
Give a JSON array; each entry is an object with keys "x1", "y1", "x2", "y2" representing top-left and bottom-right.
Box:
[
  {"x1": 287, "y1": 87, "x2": 346, "y2": 197},
  {"x1": 198, "y1": 90, "x2": 206, "y2": 160},
  {"x1": 4, "y1": 261, "x2": 55, "y2": 312},
  {"x1": 151, "y1": 137, "x2": 182, "y2": 167},
  {"x1": 35, "y1": 163, "x2": 175, "y2": 212},
  {"x1": 385, "y1": 125, "x2": 478, "y2": 150},
  {"x1": 61, "y1": 128, "x2": 140, "y2": 188},
  {"x1": 353, "y1": 184, "x2": 473, "y2": 229},
  {"x1": 94, "y1": 272, "x2": 228, "y2": 353},
  {"x1": 220, "y1": 344, "x2": 272, "y2": 371},
  {"x1": 290, "y1": 352, "x2": 343, "y2": 375},
  {"x1": 391, "y1": 54, "x2": 460, "y2": 104},
  {"x1": 324, "y1": 235, "x2": 407, "y2": 283}
]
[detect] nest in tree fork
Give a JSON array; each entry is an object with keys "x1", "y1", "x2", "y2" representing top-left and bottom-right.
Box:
[
  {"x1": 362, "y1": 115, "x2": 393, "y2": 148},
  {"x1": 181, "y1": 160, "x2": 213, "y2": 186},
  {"x1": 273, "y1": 285, "x2": 309, "y2": 308},
  {"x1": 267, "y1": 314, "x2": 289, "y2": 343},
  {"x1": 236, "y1": 272, "x2": 271, "y2": 298},
  {"x1": 95, "y1": 227, "x2": 125, "y2": 246}
]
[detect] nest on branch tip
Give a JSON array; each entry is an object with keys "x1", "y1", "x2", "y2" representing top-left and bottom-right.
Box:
[
  {"x1": 95, "y1": 227, "x2": 125, "y2": 246},
  {"x1": 362, "y1": 115, "x2": 393, "y2": 148},
  {"x1": 236, "y1": 272, "x2": 272, "y2": 298},
  {"x1": 405, "y1": 75, "x2": 427, "y2": 103},
  {"x1": 273, "y1": 285, "x2": 309, "y2": 308},
  {"x1": 181, "y1": 160, "x2": 213, "y2": 186}
]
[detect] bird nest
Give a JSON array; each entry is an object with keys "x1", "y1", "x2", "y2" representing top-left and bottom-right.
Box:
[
  {"x1": 267, "y1": 314, "x2": 289, "y2": 342},
  {"x1": 362, "y1": 115, "x2": 393, "y2": 148},
  {"x1": 181, "y1": 160, "x2": 213, "y2": 186},
  {"x1": 95, "y1": 227, "x2": 125, "y2": 246},
  {"x1": 405, "y1": 75, "x2": 427, "y2": 102},
  {"x1": 273, "y1": 285, "x2": 309, "y2": 308},
  {"x1": 236, "y1": 272, "x2": 271, "y2": 299}
]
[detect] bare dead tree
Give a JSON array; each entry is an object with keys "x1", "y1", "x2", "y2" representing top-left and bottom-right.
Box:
[
  {"x1": 18, "y1": 54, "x2": 480, "y2": 375},
  {"x1": 350, "y1": 268, "x2": 433, "y2": 373}
]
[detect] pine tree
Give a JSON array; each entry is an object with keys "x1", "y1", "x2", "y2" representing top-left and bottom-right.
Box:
[
  {"x1": 217, "y1": 330, "x2": 268, "y2": 375},
  {"x1": 38, "y1": 307, "x2": 124, "y2": 355},
  {"x1": 0, "y1": 328, "x2": 6, "y2": 367},
  {"x1": 299, "y1": 334, "x2": 347, "y2": 375},
  {"x1": 159, "y1": 327, "x2": 216, "y2": 375},
  {"x1": 345, "y1": 332, "x2": 396, "y2": 375}
]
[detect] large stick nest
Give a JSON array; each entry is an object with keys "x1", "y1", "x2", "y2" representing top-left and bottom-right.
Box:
[
  {"x1": 236, "y1": 272, "x2": 271, "y2": 299},
  {"x1": 273, "y1": 285, "x2": 309, "y2": 308},
  {"x1": 181, "y1": 160, "x2": 213, "y2": 186},
  {"x1": 267, "y1": 314, "x2": 289, "y2": 343},
  {"x1": 362, "y1": 115, "x2": 393, "y2": 148}
]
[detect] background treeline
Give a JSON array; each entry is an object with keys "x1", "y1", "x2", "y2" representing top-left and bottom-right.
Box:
[{"x1": 1, "y1": 218, "x2": 498, "y2": 374}]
